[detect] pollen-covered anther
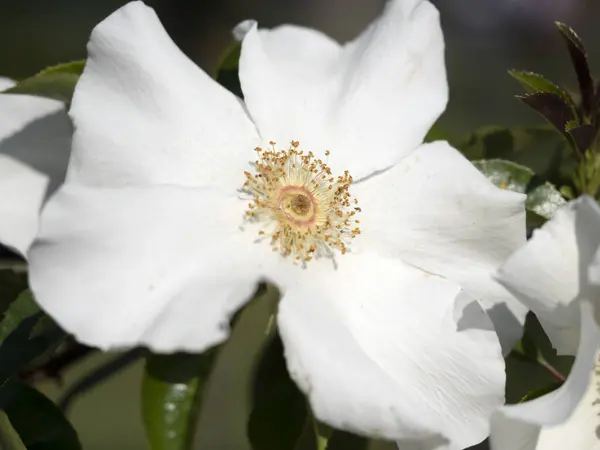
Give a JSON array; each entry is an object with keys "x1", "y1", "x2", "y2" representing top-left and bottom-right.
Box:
[{"x1": 242, "y1": 140, "x2": 360, "y2": 263}]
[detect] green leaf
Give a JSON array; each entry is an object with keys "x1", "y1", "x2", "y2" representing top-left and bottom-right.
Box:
[
  {"x1": 509, "y1": 70, "x2": 577, "y2": 117},
  {"x1": 555, "y1": 22, "x2": 594, "y2": 116},
  {"x1": 0, "y1": 379, "x2": 81, "y2": 450},
  {"x1": 60, "y1": 348, "x2": 143, "y2": 412},
  {"x1": 505, "y1": 350, "x2": 567, "y2": 404},
  {"x1": 509, "y1": 70, "x2": 569, "y2": 98},
  {"x1": 506, "y1": 313, "x2": 572, "y2": 403},
  {"x1": 3, "y1": 60, "x2": 85, "y2": 104},
  {"x1": 525, "y1": 181, "x2": 568, "y2": 220},
  {"x1": 214, "y1": 42, "x2": 242, "y2": 98},
  {"x1": 0, "y1": 291, "x2": 39, "y2": 342},
  {"x1": 453, "y1": 126, "x2": 577, "y2": 187},
  {"x1": 423, "y1": 121, "x2": 455, "y2": 143},
  {"x1": 511, "y1": 323, "x2": 540, "y2": 363},
  {"x1": 248, "y1": 335, "x2": 308, "y2": 450},
  {"x1": 471, "y1": 159, "x2": 566, "y2": 219},
  {"x1": 0, "y1": 290, "x2": 65, "y2": 384},
  {"x1": 141, "y1": 351, "x2": 219, "y2": 450},
  {"x1": 519, "y1": 381, "x2": 563, "y2": 402},
  {"x1": 0, "y1": 269, "x2": 28, "y2": 316},
  {"x1": 0, "y1": 411, "x2": 27, "y2": 450}
]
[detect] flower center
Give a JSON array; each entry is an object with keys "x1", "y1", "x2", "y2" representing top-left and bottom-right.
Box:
[
  {"x1": 290, "y1": 193, "x2": 310, "y2": 216},
  {"x1": 243, "y1": 140, "x2": 361, "y2": 263},
  {"x1": 278, "y1": 187, "x2": 316, "y2": 225}
]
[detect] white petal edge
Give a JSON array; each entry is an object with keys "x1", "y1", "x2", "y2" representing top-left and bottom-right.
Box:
[
  {"x1": 497, "y1": 196, "x2": 600, "y2": 355},
  {"x1": 490, "y1": 301, "x2": 600, "y2": 450},
  {"x1": 0, "y1": 155, "x2": 48, "y2": 256},
  {"x1": 68, "y1": 1, "x2": 259, "y2": 190},
  {"x1": 28, "y1": 184, "x2": 276, "y2": 352},
  {"x1": 238, "y1": 0, "x2": 447, "y2": 179},
  {"x1": 353, "y1": 140, "x2": 528, "y2": 353},
  {"x1": 396, "y1": 437, "x2": 460, "y2": 450},
  {"x1": 233, "y1": 19, "x2": 254, "y2": 41},
  {"x1": 535, "y1": 349, "x2": 600, "y2": 450},
  {"x1": 277, "y1": 253, "x2": 504, "y2": 446}
]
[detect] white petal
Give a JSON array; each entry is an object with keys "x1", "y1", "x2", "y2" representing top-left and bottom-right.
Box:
[
  {"x1": 68, "y1": 1, "x2": 259, "y2": 189},
  {"x1": 489, "y1": 413, "x2": 541, "y2": 450},
  {"x1": 238, "y1": 0, "x2": 447, "y2": 179},
  {"x1": 587, "y1": 242, "x2": 600, "y2": 329},
  {"x1": 589, "y1": 246, "x2": 600, "y2": 285},
  {"x1": 354, "y1": 141, "x2": 527, "y2": 353},
  {"x1": 0, "y1": 93, "x2": 71, "y2": 194},
  {"x1": 0, "y1": 92, "x2": 70, "y2": 255},
  {"x1": 28, "y1": 184, "x2": 273, "y2": 352},
  {"x1": 490, "y1": 301, "x2": 600, "y2": 450},
  {"x1": 536, "y1": 354, "x2": 600, "y2": 449},
  {"x1": 0, "y1": 155, "x2": 48, "y2": 256},
  {"x1": 277, "y1": 253, "x2": 504, "y2": 446},
  {"x1": 502, "y1": 302, "x2": 600, "y2": 426},
  {"x1": 396, "y1": 437, "x2": 459, "y2": 450},
  {"x1": 232, "y1": 19, "x2": 255, "y2": 41},
  {"x1": 497, "y1": 196, "x2": 600, "y2": 355},
  {"x1": 0, "y1": 77, "x2": 15, "y2": 90}
]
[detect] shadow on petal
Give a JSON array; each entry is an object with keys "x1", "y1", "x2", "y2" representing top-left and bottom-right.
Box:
[
  {"x1": 456, "y1": 293, "x2": 497, "y2": 333},
  {"x1": 0, "y1": 110, "x2": 71, "y2": 196}
]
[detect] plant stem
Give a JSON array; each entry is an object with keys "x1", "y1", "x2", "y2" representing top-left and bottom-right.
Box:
[
  {"x1": 309, "y1": 408, "x2": 330, "y2": 450},
  {"x1": 20, "y1": 343, "x2": 95, "y2": 382},
  {"x1": 539, "y1": 357, "x2": 567, "y2": 382}
]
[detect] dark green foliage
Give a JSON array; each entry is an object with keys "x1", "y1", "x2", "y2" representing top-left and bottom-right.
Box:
[
  {"x1": 248, "y1": 335, "x2": 308, "y2": 450},
  {"x1": 328, "y1": 431, "x2": 369, "y2": 450},
  {"x1": 471, "y1": 159, "x2": 565, "y2": 219},
  {"x1": 0, "y1": 380, "x2": 81, "y2": 450},
  {"x1": 214, "y1": 42, "x2": 242, "y2": 98},
  {"x1": 454, "y1": 126, "x2": 577, "y2": 187},
  {"x1": 0, "y1": 290, "x2": 65, "y2": 386}
]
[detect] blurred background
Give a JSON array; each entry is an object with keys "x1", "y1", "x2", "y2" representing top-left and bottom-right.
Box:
[{"x1": 0, "y1": 0, "x2": 598, "y2": 448}]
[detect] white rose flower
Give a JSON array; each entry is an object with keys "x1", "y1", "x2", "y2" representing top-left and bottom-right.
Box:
[
  {"x1": 0, "y1": 77, "x2": 71, "y2": 256},
  {"x1": 491, "y1": 196, "x2": 600, "y2": 450},
  {"x1": 490, "y1": 303, "x2": 600, "y2": 450},
  {"x1": 28, "y1": 0, "x2": 527, "y2": 445},
  {"x1": 498, "y1": 196, "x2": 600, "y2": 356}
]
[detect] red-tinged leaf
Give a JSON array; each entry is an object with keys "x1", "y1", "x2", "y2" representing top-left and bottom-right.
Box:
[
  {"x1": 556, "y1": 22, "x2": 593, "y2": 115},
  {"x1": 509, "y1": 70, "x2": 578, "y2": 119},
  {"x1": 517, "y1": 92, "x2": 576, "y2": 141},
  {"x1": 593, "y1": 80, "x2": 600, "y2": 127},
  {"x1": 567, "y1": 123, "x2": 596, "y2": 153}
]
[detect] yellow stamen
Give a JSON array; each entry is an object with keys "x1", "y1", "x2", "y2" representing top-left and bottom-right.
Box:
[{"x1": 242, "y1": 140, "x2": 361, "y2": 263}]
